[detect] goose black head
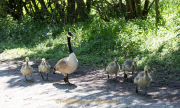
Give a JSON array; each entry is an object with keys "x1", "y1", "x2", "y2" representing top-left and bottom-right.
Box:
[{"x1": 67, "y1": 31, "x2": 74, "y2": 37}]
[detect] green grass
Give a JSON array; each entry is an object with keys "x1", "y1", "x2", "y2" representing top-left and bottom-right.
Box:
[{"x1": 0, "y1": 0, "x2": 180, "y2": 81}]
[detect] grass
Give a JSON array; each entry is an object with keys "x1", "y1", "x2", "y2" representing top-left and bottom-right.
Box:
[{"x1": 0, "y1": 0, "x2": 180, "y2": 82}]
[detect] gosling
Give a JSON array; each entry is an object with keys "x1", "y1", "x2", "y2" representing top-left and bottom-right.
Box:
[
  {"x1": 20, "y1": 57, "x2": 33, "y2": 80},
  {"x1": 134, "y1": 65, "x2": 152, "y2": 95},
  {"x1": 38, "y1": 58, "x2": 51, "y2": 80},
  {"x1": 106, "y1": 57, "x2": 120, "y2": 81},
  {"x1": 122, "y1": 60, "x2": 137, "y2": 79}
]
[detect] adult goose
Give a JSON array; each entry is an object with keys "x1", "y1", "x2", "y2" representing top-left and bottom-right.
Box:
[{"x1": 53, "y1": 31, "x2": 78, "y2": 84}]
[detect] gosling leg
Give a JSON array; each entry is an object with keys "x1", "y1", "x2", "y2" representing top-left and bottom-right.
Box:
[
  {"x1": 46, "y1": 73, "x2": 48, "y2": 80},
  {"x1": 30, "y1": 74, "x2": 33, "y2": 80},
  {"x1": 63, "y1": 77, "x2": 67, "y2": 83},
  {"x1": 25, "y1": 75, "x2": 27, "y2": 81},
  {"x1": 132, "y1": 71, "x2": 133, "y2": 77},
  {"x1": 66, "y1": 74, "x2": 71, "y2": 85},
  {"x1": 114, "y1": 73, "x2": 118, "y2": 81},
  {"x1": 40, "y1": 72, "x2": 44, "y2": 80},
  {"x1": 108, "y1": 73, "x2": 109, "y2": 79},
  {"x1": 135, "y1": 84, "x2": 138, "y2": 93},
  {"x1": 124, "y1": 71, "x2": 127, "y2": 79},
  {"x1": 145, "y1": 87, "x2": 147, "y2": 96}
]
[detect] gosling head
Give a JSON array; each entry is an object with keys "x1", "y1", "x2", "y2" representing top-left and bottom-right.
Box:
[
  {"x1": 67, "y1": 31, "x2": 74, "y2": 38},
  {"x1": 42, "y1": 58, "x2": 46, "y2": 64},
  {"x1": 114, "y1": 57, "x2": 118, "y2": 63},
  {"x1": 144, "y1": 65, "x2": 150, "y2": 72},
  {"x1": 132, "y1": 61, "x2": 136, "y2": 66},
  {"x1": 25, "y1": 57, "x2": 29, "y2": 62}
]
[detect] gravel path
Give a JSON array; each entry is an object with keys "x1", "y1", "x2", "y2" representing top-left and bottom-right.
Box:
[{"x1": 0, "y1": 54, "x2": 180, "y2": 108}]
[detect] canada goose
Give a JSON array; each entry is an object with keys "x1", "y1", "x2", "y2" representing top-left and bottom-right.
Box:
[
  {"x1": 106, "y1": 57, "x2": 120, "y2": 81},
  {"x1": 134, "y1": 65, "x2": 152, "y2": 95},
  {"x1": 122, "y1": 60, "x2": 137, "y2": 79},
  {"x1": 20, "y1": 57, "x2": 33, "y2": 80},
  {"x1": 53, "y1": 31, "x2": 78, "y2": 84},
  {"x1": 38, "y1": 58, "x2": 51, "y2": 80}
]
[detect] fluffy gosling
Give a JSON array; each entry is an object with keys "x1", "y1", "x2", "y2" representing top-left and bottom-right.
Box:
[
  {"x1": 106, "y1": 57, "x2": 120, "y2": 81},
  {"x1": 38, "y1": 58, "x2": 51, "y2": 80},
  {"x1": 20, "y1": 57, "x2": 33, "y2": 80},
  {"x1": 122, "y1": 60, "x2": 137, "y2": 79},
  {"x1": 134, "y1": 65, "x2": 152, "y2": 95}
]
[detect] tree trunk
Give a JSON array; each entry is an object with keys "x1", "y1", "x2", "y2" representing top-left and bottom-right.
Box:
[
  {"x1": 38, "y1": 0, "x2": 50, "y2": 15},
  {"x1": 75, "y1": 0, "x2": 89, "y2": 21},
  {"x1": 86, "y1": 0, "x2": 92, "y2": 15},
  {"x1": 142, "y1": 0, "x2": 149, "y2": 19},
  {"x1": 155, "y1": 0, "x2": 160, "y2": 24},
  {"x1": 67, "y1": 0, "x2": 75, "y2": 23},
  {"x1": 135, "y1": 0, "x2": 142, "y2": 19},
  {"x1": 126, "y1": 0, "x2": 134, "y2": 20},
  {"x1": 31, "y1": 0, "x2": 39, "y2": 12}
]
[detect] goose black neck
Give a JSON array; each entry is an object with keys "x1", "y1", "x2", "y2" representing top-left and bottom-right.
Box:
[{"x1": 67, "y1": 36, "x2": 73, "y2": 53}]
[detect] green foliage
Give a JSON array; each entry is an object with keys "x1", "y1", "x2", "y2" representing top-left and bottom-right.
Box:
[{"x1": 0, "y1": 0, "x2": 180, "y2": 82}]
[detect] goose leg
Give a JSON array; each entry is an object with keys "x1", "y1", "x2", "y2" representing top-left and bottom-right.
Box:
[
  {"x1": 30, "y1": 74, "x2": 33, "y2": 80},
  {"x1": 132, "y1": 71, "x2": 133, "y2": 77},
  {"x1": 115, "y1": 73, "x2": 118, "y2": 81},
  {"x1": 108, "y1": 73, "x2": 109, "y2": 79},
  {"x1": 66, "y1": 74, "x2": 71, "y2": 85},
  {"x1": 124, "y1": 71, "x2": 127, "y2": 79},
  {"x1": 46, "y1": 73, "x2": 48, "y2": 80},
  {"x1": 135, "y1": 84, "x2": 138, "y2": 93},
  {"x1": 40, "y1": 72, "x2": 44, "y2": 80},
  {"x1": 145, "y1": 87, "x2": 147, "y2": 96},
  {"x1": 63, "y1": 77, "x2": 67, "y2": 83},
  {"x1": 25, "y1": 75, "x2": 27, "y2": 81}
]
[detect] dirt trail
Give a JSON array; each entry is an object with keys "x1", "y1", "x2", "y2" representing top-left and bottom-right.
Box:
[{"x1": 0, "y1": 54, "x2": 180, "y2": 108}]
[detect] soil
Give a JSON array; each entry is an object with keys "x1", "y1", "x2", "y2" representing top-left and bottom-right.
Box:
[{"x1": 0, "y1": 53, "x2": 180, "y2": 108}]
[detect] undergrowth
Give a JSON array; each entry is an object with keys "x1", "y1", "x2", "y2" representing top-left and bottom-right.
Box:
[{"x1": 0, "y1": 0, "x2": 180, "y2": 82}]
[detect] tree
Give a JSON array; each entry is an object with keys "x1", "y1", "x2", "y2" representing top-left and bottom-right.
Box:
[{"x1": 0, "y1": 0, "x2": 158, "y2": 23}]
